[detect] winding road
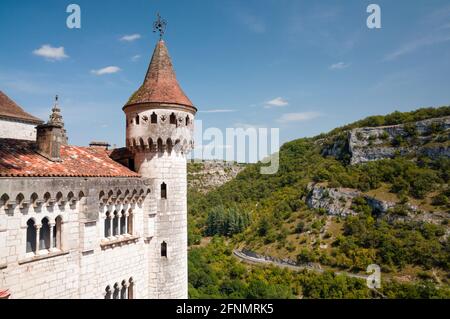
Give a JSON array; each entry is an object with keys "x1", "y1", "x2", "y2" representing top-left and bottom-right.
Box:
[{"x1": 233, "y1": 250, "x2": 368, "y2": 280}]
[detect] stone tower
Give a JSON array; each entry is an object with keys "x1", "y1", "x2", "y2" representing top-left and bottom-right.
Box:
[{"x1": 123, "y1": 39, "x2": 196, "y2": 298}]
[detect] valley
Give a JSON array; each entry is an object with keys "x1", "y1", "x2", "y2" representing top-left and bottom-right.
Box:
[{"x1": 187, "y1": 106, "x2": 450, "y2": 299}]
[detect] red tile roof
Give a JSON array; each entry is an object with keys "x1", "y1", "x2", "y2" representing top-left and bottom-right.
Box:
[
  {"x1": 124, "y1": 40, "x2": 196, "y2": 110},
  {"x1": 0, "y1": 289, "x2": 10, "y2": 298},
  {"x1": 0, "y1": 91, "x2": 43, "y2": 124},
  {"x1": 0, "y1": 138, "x2": 140, "y2": 178}
]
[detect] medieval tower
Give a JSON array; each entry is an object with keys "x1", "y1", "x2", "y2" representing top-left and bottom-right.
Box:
[{"x1": 123, "y1": 37, "x2": 196, "y2": 298}]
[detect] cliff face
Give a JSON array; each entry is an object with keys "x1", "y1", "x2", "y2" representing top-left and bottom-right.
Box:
[
  {"x1": 348, "y1": 116, "x2": 450, "y2": 165},
  {"x1": 306, "y1": 183, "x2": 449, "y2": 225},
  {"x1": 188, "y1": 160, "x2": 246, "y2": 193}
]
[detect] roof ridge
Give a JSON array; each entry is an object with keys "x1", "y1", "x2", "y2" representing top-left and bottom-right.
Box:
[{"x1": 0, "y1": 91, "x2": 43, "y2": 124}]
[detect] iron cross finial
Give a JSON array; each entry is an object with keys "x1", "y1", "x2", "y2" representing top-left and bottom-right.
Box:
[{"x1": 153, "y1": 13, "x2": 167, "y2": 39}]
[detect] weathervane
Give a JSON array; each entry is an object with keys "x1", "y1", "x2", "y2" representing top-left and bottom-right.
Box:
[{"x1": 153, "y1": 13, "x2": 167, "y2": 39}]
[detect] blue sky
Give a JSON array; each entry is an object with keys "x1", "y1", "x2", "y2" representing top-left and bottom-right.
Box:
[{"x1": 1, "y1": 0, "x2": 450, "y2": 157}]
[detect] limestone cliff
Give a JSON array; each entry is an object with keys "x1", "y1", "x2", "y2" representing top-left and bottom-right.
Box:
[
  {"x1": 306, "y1": 183, "x2": 449, "y2": 225},
  {"x1": 187, "y1": 160, "x2": 246, "y2": 193},
  {"x1": 348, "y1": 116, "x2": 450, "y2": 164}
]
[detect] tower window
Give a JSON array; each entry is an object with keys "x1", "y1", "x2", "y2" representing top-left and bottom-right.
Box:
[
  {"x1": 26, "y1": 219, "x2": 36, "y2": 253},
  {"x1": 186, "y1": 116, "x2": 190, "y2": 126},
  {"x1": 54, "y1": 216, "x2": 62, "y2": 249},
  {"x1": 161, "y1": 182, "x2": 167, "y2": 199},
  {"x1": 161, "y1": 241, "x2": 167, "y2": 257},
  {"x1": 127, "y1": 211, "x2": 134, "y2": 235},
  {"x1": 113, "y1": 283, "x2": 120, "y2": 299},
  {"x1": 113, "y1": 211, "x2": 119, "y2": 236},
  {"x1": 39, "y1": 217, "x2": 50, "y2": 250},
  {"x1": 135, "y1": 115, "x2": 140, "y2": 125},
  {"x1": 170, "y1": 113, "x2": 176, "y2": 125},
  {"x1": 105, "y1": 212, "x2": 111, "y2": 237},
  {"x1": 128, "y1": 278, "x2": 134, "y2": 299},
  {"x1": 151, "y1": 112, "x2": 157, "y2": 124},
  {"x1": 120, "y1": 211, "x2": 126, "y2": 235},
  {"x1": 105, "y1": 286, "x2": 112, "y2": 300}
]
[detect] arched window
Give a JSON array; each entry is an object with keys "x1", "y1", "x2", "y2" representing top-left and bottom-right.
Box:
[
  {"x1": 128, "y1": 278, "x2": 134, "y2": 299},
  {"x1": 26, "y1": 219, "x2": 36, "y2": 253},
  {"x1": 186, "y1": 116, "x2": 190, "y2": 126},
  {"x1": 120, "y1": 280, "x2": 127, "y2": 299},
  {"x1": 105, "y1": 286, "x2": 112, "y2": 299},
  {"x1": 16, "y1": 193, "x2": 25, "y2": 208},
  {"x1": 120, "y1": 211, "x2": 126, "y2": 235},
  {"x1": 151, "y1": 112, "x2": 157, "y2": 124},
  {"x1": 30, "y1": 193, "x2": 38, "y2": 207},
  {"x1": 135, "y1": 115, "x2": 140, "y2": 125},
  {"x1": 113, "y1": 211, "x2": 119, "y2": 236},
  {"x1": 161, "y1": 182, "x2": 167, "y2": 199},
  {"x1": 113, "y1": 283, "x2": 120, "y2": 299},
  {"x1": 170, "y1": 113, "x2": 176, "y2": 125},
  {"x1": 161, "y1": 241, "x2": 167, "y2": 257},
  {"x1": 167, "y1": 139, "x2": 173, "y2": 154},
  {"x1": 39, "y1": 218, "x2": 50, "y2": 250},
  {"x1": 54, "y1": 216, "x2": 62, "y2": 249},
  {"x1": 105, "y1": 212, "x2": 111, "y2": 238},
  {"x1": 127, "y1": 211, "x2": 133, "y2": 235},
  {"x1": 157, "y1": 138, "x2": 163, "y2": 153}
]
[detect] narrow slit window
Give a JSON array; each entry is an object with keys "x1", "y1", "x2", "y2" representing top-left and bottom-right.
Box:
[
  {"x1": 161, "y1": 241, "x2": 167, "y2": 257},
  {"x1": 161, "y1": 182, "x2": 167, "y2": 199}
]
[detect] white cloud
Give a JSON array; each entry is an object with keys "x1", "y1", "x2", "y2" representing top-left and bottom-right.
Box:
[
  {"x1": 33, "y1": 45, "x2": 68, "y2": 61},
  {"x1": 330, "y1": 62, "x2": 350, "y2": 70},
  {"x1": 236, "y1": 12, "x2": 265, "y2": 33},
  {"x1": 91, "y1": 66, "x2": 121, "y2": 76},
  {"x1": 199, "y1": 109, "x2": 236, "y2": 113},
  {"x1": 277, "y1": 112, "x2": 321, "y2": 123},
  {"x1": 120, "y1": 34, "x2": 141, "y2": 42},
  {"x1": 384, "y1": 34, "x2": 450, "y2": 61},
  {"x1": 131, "y1": 55, "x2": 141, "y2": 62},
  {"x1": 265, "y1": 97, "x2": 289, "y2": 108}
]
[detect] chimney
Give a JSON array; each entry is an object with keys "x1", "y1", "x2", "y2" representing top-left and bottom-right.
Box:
[
  {"x1": 35, "y1": 95, "x2": 67, "y2": 162},
  {"x1": 36, "y1": 122, "x2": 65, "y2": 162},
  {"x1": 89, "y1": 141, "x2": 111, "y2": 150}
]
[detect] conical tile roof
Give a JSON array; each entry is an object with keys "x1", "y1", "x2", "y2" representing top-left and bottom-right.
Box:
[{"x1": 125, "y1": 40, "x2": 195, "y2": 110}]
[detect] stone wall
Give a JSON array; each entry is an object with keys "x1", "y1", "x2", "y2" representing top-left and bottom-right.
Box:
[
  {"x1": 134, "y1": 151, "x2": 188, "y2": 299},
  {"x1": 0, "y1": 177, "x2": 154, "y2": 299},
  {"x1": 0, "y1": 118, "x2": 37, "y2": 141}
]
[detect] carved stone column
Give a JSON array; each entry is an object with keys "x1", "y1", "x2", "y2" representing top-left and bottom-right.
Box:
[
  {"x1": 35, "y1": 224, "x2": 42, "y2": 253},
  {"x1": 49, "y1": 222, "x2": 55, "y2": 250}
]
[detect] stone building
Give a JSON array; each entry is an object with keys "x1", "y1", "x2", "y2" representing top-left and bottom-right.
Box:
[
  {"x1": 0, "y1": 37, "x2": 196, "y2": 299},
  {"x1": 0, "y1": 91, "x2": 43, "y2": 141}
]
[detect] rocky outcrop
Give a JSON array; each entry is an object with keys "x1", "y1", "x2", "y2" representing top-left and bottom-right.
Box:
[
  {"x1": 307, "y1": 185, "x2": 363, "y2": 216},
  {"x1": 187, "y1": 160, "x2": 245, "y2": 193},
  {"x1": 307, "y1": 184, "x2": 403, "y2": 216},
  {"x1": 348, "y1": 116, "x2": 450, "y2": 164},
  {"x1": 306, "y1": 184, "x2": 450, "y2": 226}
]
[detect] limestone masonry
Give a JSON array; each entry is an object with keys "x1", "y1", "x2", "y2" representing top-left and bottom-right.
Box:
[{"x1": 0, "y1": 37, "x2": 196, "y2": 299}]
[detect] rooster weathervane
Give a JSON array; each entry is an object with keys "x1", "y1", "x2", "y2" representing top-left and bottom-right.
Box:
[{"x1": 153, "y1": 13, "x2": 167, "y2": 39}]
